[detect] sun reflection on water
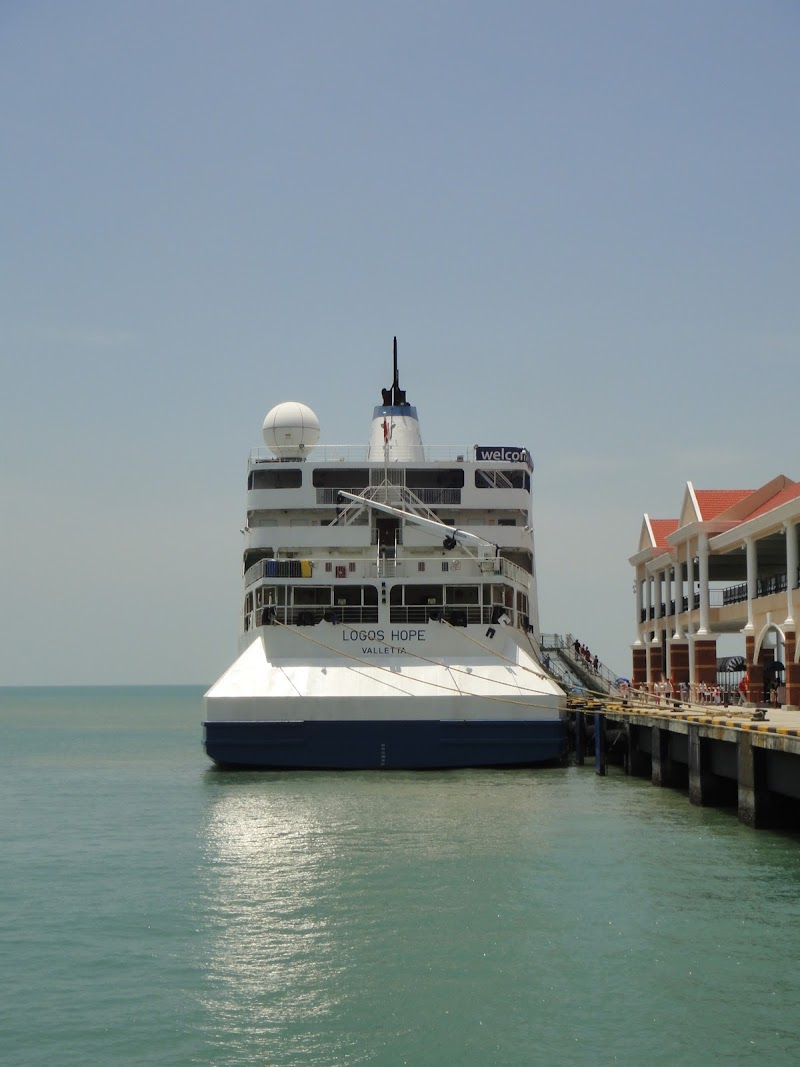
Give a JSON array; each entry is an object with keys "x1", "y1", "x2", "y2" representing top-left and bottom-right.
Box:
[
  {"x1": 195, "y1": 769, "x2": 556, "y2": 1065},
  {"x1": 197, "y1": 777, "x2": 354, "y2": 1060}
]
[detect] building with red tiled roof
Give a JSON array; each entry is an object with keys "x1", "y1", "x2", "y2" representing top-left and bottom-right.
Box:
[
  {"x1": 629, "y1": 475, "x2": 800, "y2": 707},
  {"x1": 743, "y1": 482, "x2": 800, "y2": 523},
  {"x1": 647, "y1": 518, "x2": 679, "y2": 549},
  {"x1": 692, "y1": 489, "x2": 754, "y2": 521}
]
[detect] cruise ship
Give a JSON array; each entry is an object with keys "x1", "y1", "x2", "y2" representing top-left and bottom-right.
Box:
[{"x1": 204, "y1": 340, "x2": 566, "y2": 768}]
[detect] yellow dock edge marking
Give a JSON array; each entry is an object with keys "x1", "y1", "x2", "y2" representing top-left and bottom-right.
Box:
[{"x1": 565, "y1": 700, "x2": 800, "y2": 737}]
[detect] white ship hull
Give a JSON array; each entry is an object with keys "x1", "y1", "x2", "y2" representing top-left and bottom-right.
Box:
[{"x1": 205, "y1": 622, "x2": 565, "y2": 768}]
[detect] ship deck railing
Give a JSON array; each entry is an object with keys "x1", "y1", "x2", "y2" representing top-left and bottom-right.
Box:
[
  {"x1": 249, "y1": 445, "x2": 476, "y2": 465},
  {"x1": 316, "y1": 486, "x2": 463, "y2": 506},
  {"x1": 244, "y1": 604, "x2": 520, "y2": 631},
  {"x1": 244, "y1": 554, "x2": 528, "y2": 589}
]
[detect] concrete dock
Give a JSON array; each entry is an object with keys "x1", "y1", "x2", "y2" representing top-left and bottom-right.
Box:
[{"x1": 567, "y1": 696, "x2": 800, "y2": 829}]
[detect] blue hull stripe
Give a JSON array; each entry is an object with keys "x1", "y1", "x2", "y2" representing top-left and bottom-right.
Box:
[{"x1": 203, "y1": 719, "x2": 567, "y2": 769}]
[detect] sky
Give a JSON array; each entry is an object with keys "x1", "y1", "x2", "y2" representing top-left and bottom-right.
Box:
[{"x1": 2, "y1": 0, "x2": 798, "y2": 685}]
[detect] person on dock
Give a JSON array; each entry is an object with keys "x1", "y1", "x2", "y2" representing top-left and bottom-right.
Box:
[{"x1": 738, "y1": 672, "x2": 750, "y2": 706}]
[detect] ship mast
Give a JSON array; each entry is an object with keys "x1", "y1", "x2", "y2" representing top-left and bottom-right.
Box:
[{"x1": 368, "y1": 337, "x2": 424, "y2": 462}]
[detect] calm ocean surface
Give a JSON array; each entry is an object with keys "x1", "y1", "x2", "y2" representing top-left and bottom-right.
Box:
[{"x1": 3, "y1": 687, "x2": 800, "y2": 1066}]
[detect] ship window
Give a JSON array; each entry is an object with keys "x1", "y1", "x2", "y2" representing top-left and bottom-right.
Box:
[
  {"x1": 312, "y1": 468, "x2": 370, "y2": 489},
  {"x1": 403, "y1": 585, "x2": 442, "y2": 606},
  {"x1": 475, "y1": 469, "x2": 530, "y2": 490},
  {"x1": 418, "y1": 562, "x2": 426, "y2": 572},
  {"x1": 498, "y1": 519, "x2": 516, "y2": 526},
  {"x1": 348, "y1": 562, "x2": 356, "y2": 572},
  {"x1": 490, "y1": 583, "x2": 514, "y2": 609},
  {"x1": 249, "y1": 469, "x2": 303, "y2": 489},
  {"x1": 406, "y1": 469, "x2": 464, "y2": 489},
  {"x1": 446, "y1": 586, "x2": 480, "y2": 605},
  {"x1": 258, "y1": 586, "x2": 284, "y2": 605},
  {"x1": 329, "y1": 585, "x2": 378, "y2": 606},
  {"x1": 332, "y1": 585, "x2": 360, "y2": 606},
  {"x1": 293, "y1": 587, "x2": 333, "y2": 606}
]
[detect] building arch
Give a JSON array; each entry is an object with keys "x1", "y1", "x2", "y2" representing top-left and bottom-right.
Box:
[{"x1": 753, "y1": 620, "x2": 786, "y2": 663}]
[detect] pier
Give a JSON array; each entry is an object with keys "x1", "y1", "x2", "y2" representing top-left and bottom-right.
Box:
[{"x1": 567, "y1": 695, "x2": 800, "y2": 829}]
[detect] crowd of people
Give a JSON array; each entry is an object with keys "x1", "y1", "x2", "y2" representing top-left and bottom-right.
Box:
[
  {"x1": 633, "y1": 678, "x2": 725, "y2": 705},
  {"x1": 628, "y1": 673, "x2": 777, "y2": 707},
  {"x1": 567, "y1": 636, "x2": 782, "y2": 707}
]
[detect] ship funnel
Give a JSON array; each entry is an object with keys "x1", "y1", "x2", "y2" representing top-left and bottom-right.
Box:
[{"x1": 368, "y1": 337, "x2": 424, "y2": 461}]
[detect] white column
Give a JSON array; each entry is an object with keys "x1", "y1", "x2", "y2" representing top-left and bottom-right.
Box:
[
  {"x1": 785, "y1": 521, "x2": 797, "y2": 627},
  {"x1": 686, "y1": 545, "x2": 695, "y2": 632},
  {"x1": 664, "y1": 566, "x2": 671, "y2": 619},
  {"x1": 698, "y1": 532, "x2": 710, "y2": 635},
  {"x1": 655, "y1": 570, "x2": 663, "y2": 627},
  {"x1": 673, "y1": 558, "x2": 683, "y2": 639},
  {"x1": 670, "y1": 564, "x2": 677, "y2": 618},
  {"x1": 634, "y1": 568, "x2": 644, "y2": 645},
  {"x1": 665, "y1": 567, "x2": 674, "y2": 618},
  {"x1": 745, "y1": 536, "x2": 757, "y2": 632}
]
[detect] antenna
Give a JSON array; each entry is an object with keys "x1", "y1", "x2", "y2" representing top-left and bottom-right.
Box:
[{"x1": 391, "y1": 336, "x2": 406, "y2": 406}]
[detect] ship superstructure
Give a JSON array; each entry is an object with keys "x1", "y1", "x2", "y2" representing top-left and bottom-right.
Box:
[{"x1": 204, "y1": 340, "x2": 566, "y2": 768}]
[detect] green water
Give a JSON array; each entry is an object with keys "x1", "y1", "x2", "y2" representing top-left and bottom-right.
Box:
[{"x1": 3, "y1": 687, "x2": 800, "y2": 1065}]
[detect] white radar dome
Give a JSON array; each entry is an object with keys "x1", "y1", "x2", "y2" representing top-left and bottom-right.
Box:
[{"x1": 262, "y1": 401, "x2": 320, "y2": 458}]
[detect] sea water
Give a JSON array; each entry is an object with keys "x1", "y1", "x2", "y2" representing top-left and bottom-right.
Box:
[{"x1": 3, "y1": 686, "x2": 800, "y2": 1066}]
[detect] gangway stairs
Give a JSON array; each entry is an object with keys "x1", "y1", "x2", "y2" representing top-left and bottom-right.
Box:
[{"x1": 540, "y1": 633, "x2": 623, "y2": 698}]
